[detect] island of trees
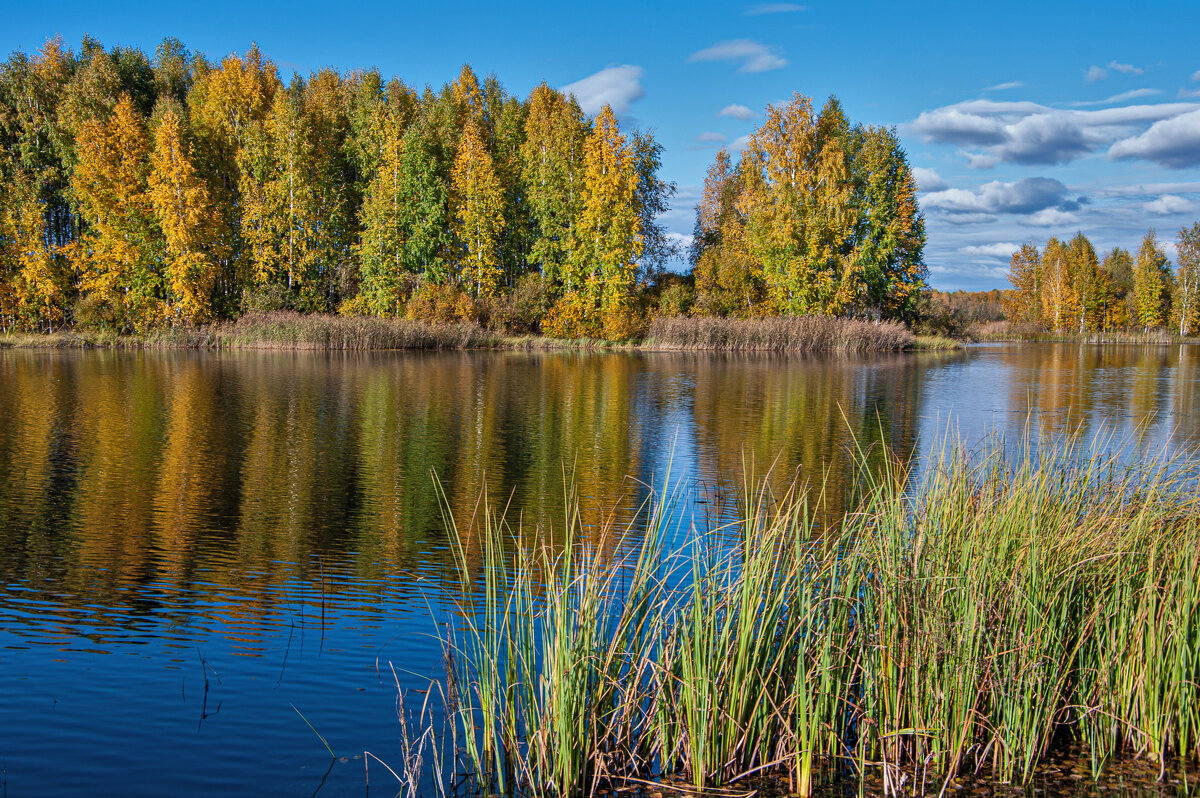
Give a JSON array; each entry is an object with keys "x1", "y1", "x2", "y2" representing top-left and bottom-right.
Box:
[{"x1": 0, "y1": 37, "x2": 927, "y2": 340}]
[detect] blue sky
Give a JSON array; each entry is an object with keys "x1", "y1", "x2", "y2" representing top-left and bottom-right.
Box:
[{"x1": 5, "y1": 0, "x2": 1200, "y2": 290}]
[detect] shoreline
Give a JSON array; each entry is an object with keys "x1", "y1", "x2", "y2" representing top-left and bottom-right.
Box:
[{"x1": 0, "y1": 312, "x2": 962, "y2": 353}]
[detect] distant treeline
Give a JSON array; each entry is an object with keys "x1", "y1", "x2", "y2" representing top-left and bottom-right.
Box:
[
  {"x1": 1006, "y1": 226, "x2": 1200, "y2": 336},
  {"x1": 0, "y1": 37, "x2": 928, "y2": 338},
  {"x1": 912, "y1": 288, "x2": 1006, "y2": 337}
]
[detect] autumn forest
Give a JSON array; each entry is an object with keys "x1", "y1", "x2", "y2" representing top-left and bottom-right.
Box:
[{"x1": 0, "y1": 36, "x2": 928, "y2": 338}]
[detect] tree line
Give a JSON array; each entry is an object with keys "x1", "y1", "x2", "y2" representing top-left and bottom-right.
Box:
[
  {"x1": 1005, "y1": 226, "x2": 1200, "y2": 336},
  {"x1": 0, "y1": 37, "x2": 928, "y2": 337}
]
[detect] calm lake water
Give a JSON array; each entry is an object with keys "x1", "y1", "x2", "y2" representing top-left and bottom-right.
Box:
[{"x1": 2, "y1": 343, "x2": 1199, "y2": 796}]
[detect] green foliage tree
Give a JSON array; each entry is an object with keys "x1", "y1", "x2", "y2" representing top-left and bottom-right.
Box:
[{"x1": 1133, "y1": 230, "x2": 1171, "y2": 328}]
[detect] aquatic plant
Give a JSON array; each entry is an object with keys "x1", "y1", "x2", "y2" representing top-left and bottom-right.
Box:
[{"x1": 437, "y1": 435, "x2": 1200, "y2": 796}]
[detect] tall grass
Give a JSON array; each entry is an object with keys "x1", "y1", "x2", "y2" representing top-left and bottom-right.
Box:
[
  {"x1": 438, "y1": 436, "x2": 1200, "y2": 796},
  {"x1": 203, "y1": 312, "x2": 492, "y2": 350},
  {"x1": 0, "y1": 312, "x2": 492, "y2": 350},
  {"x1": 647, "y1": 314, "x2": 914, "y2": 352},
  {"x1": 969, "y1": 320, "x2": 1200, "y2": 345}
]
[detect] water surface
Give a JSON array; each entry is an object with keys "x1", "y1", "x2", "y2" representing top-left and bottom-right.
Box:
[{"x1": 1, "y1": 343, "x2": 1198, "y2": 795}]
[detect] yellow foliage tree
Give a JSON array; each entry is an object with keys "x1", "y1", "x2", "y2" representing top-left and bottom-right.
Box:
[
  {"x1": 1, "y1": 172, "x2": 68, "y2": 330},
  {"x1": 69, "y1": 94, "x2": 163, "y2": 329},
  {"x1": 555, "y1": 104, "x2": 642, "y2": 338},
  {"x1": 740, "y1": 93, "x2": 856, "y2": 315},
  {"x1": 1003, "y1": 242, "x2": 1041, "y2": 325},
  {"x1": 1039, "y1": 237, "x2": 1074, "y2": 331},
  {"x1": 691, "y1": 149, "x2": 764, "y2": 317},
  {"x1": 450, "y1": 120, "x2": 505, "y2": 298},
  {"x1": 149, "y1": 110, "x2": 220, "y2": 324}
]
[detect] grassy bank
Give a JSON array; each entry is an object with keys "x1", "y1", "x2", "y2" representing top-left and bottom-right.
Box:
[
  {"x1": 437, "y1": 437, "x2": 1200, "y2": 796},
  {"x1": 2, "y1": 312, "x2": 920, "y2": 353}
]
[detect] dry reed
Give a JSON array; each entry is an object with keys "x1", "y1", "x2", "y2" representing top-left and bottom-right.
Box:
[{"x1": 646, "y1": 315, "x2": 914, "y2": 352}]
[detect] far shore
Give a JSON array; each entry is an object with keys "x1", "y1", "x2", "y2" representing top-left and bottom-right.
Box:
[
  {"x1": 1, "y1": 312, "x2": 964, "y2": 353},
  {"x1": 10, "y1": 314, "x2": 1200, "y2": 354}
]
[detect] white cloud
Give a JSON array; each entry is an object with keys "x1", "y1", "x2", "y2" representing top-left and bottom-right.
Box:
[
  {"x1": 1146, "y1": 195, "x2": 1195, "y2": 215},
  {"x1": 688, "y1": 40, "x2": 787, "y2": 73},
  {"x1": 1092, "y1": 181, "x2": 1200, "y2": 198},
  {"x1": 983, "y1": 81, "x2": 1023, "y2": 91},
  {"x1": 694, "y1": 131, "x2": 727, "y2": 144},
  {"x1": 1179, "y1": 88, "x2": 1200, "y2": 99},
  {"x1": 1086, "y1": 65, "x2": 1108, "y2": 83},
  {"x1": 730, "y1": 134, "x2": 753, "y2": 152},
  {"x1": 964, "y1": 151, "x2": 998, "y2": 169},
  {"x1": 928, "y1": 261, "x2": 1012, "y2": 280},
  {"x1": 1108, "y1": 109, "x2": 1200, "y2": 168},
  {"x1": 1027, "y1": 209, "x2": 1080, "y2": 227},
  {"x1": 961, "y1": 243, "x2": 1020, "y2": 257},
  {"x1": 912, "y1": 107, "x2": 1007, "y2": 146},
  {"x1": 744, "y1": 3, "x2": 806, "y2": 13},
  {"x1": 561, "y1": 65, "x2": 645, "y2": 116},
  {"x1": 718, "y1": 103, "x2": 755, "y2": 121},
  {"x1": 912, "y1": 167, "x2": 947, "y2": 192},
  {"x1": 912, "y1": 98, "x2": 1200, "y2": 168},
  {"x1": 993, "y1": 114, "x2": 1088, "y2": 164},
  {"x1": 1193, "y1": 70, "x2": 1200, "y2": 82},
  {"x1": 1068, "y1": 88, "x2": 1163, "y2": 107},
  {"x1": 1108, "y1": 61, "x2": 1144, "y2": 76},
  {"x1": 665, "y1": 231, "x2": 694, "y2": 252},
  {"x1": 923, "y1": 177, "x2": 1075, "y2": 215}
]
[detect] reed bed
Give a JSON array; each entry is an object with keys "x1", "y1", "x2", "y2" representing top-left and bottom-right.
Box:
[
  {"x1": 647, "y1": 314, "x2": 914, "y2": 352},
  {"x1": 969, "y1": 321, "x2": 1200, "y2": 346},
  {"x1": 203, "y1": 311, "x2": 491, "y2": 350},
  {"x1": 437, "y1": 437, "x2": 1200, "y2": 796}
]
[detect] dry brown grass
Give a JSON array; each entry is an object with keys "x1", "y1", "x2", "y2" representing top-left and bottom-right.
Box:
[
  {"x1": 203, "y1": 312, "x2": 492, "y2": 350},
  {"x1": 646, "y1": 314, "x2": 913, "y2": 352},
  {"x1": 967, "y1": 319, "x2": 1200, "y2": 345}
]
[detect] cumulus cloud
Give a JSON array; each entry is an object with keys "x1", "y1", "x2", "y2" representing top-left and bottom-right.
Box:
[
  {"x1": 911, "y1": 107, "x2": 1007, "y2": 146},
  {"x1": 993, "y1": 114, "x2": 1089, "y2": 164},
  {"x1": 1086, "y1": 65, "x2": 1108, "y2": 83},
  {"x1": 1146, "y1": 195, "x2": 1195, "y2": 215},
  {"x1": 688, "y1": 39, "x2": 787, "y2": 73},
  {"x1": 983, "y1": 81, "x2": 1023, "y2": 91},
  {"x1": 1108, "y1": 109, "x2": 1200, "y2": 167},
  {"x1": 718, "y1": 103, "x2": 755, "y2": 121},
  {"x1": 923, "y1": 177, "x2": 1075, "y2": 216},
  {"x1": 912, "y1": 167, "x2": 947, "y2": 192},
  {"x1": 961, "y1": 243, "x2": 1020, "y2": 257},
  {"x1": 744, "y1": 3, "x2": 806, "y2": 13},
  {"x1": 1193, "y1": 70, "x2": 1200, "y2": 82},
  {"x1": 562, "y1": 65, "x2": 645, "y2": 116},
  {"x1": 911, "y1": 98, "x2": 1200, "y2": 168}
]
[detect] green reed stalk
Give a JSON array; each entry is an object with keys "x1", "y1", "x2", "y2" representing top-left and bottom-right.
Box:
[{"x1": 437, "y1": 432, "x2": 1200, "y2": 797}]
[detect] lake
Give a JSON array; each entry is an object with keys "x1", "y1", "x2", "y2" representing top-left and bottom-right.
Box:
[{"x1": 1, "y1": 343, "x2": 1198, "y2": 796}]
